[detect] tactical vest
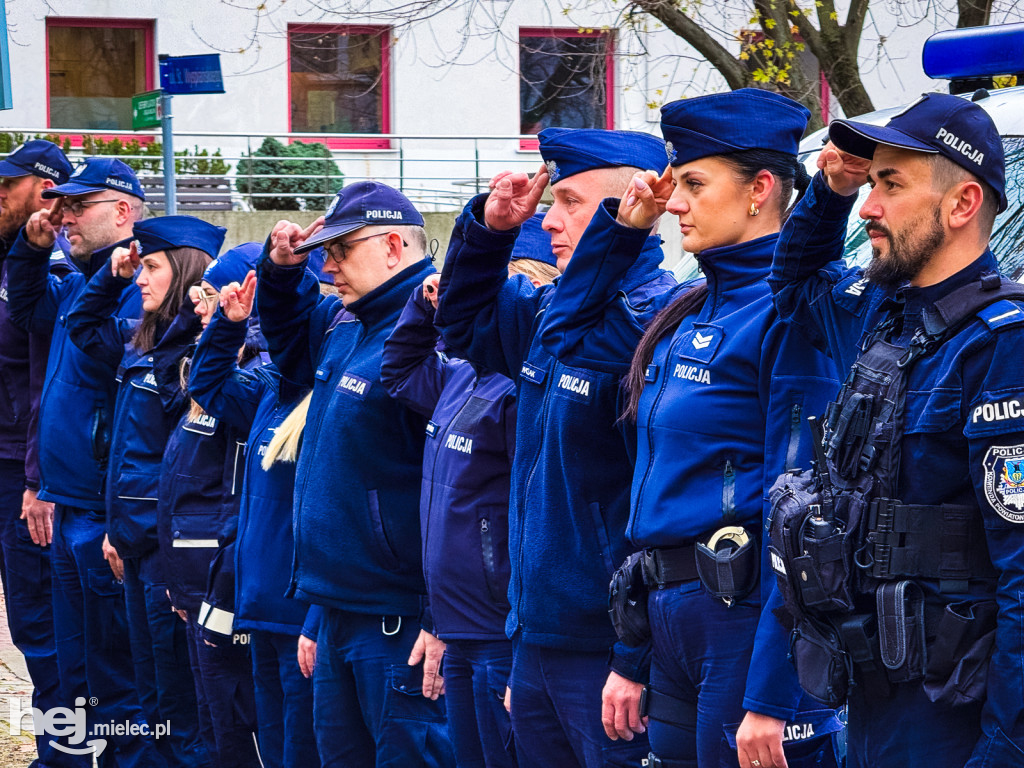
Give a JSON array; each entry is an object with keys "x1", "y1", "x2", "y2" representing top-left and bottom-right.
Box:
[{"x1": 768, "y1": 274, "x2": 1024, "y2": 707}]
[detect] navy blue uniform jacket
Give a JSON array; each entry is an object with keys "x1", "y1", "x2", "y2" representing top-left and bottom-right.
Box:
[
  {"x1": 189, "y1": 310, "x2": 312, "y2": 635},
  {"x1": 6, "y1": 233, "x2": 141, "y2": 508},
  {"x1": 66, "y1": 267, "x2": 198, "y2": 560},
  {"x1": 540, "y1": 199, "x2": 840, "y2": 719},
  {"x1": 434, "y1": 194, "x2": 675, "y2": 674},
  {"x1": 257, "y1": 250, "x2": 436, "y2": 617},
  {"x1": 0, "y1": 234, "x2": 70, "y2": 490},
  {"x1": 770, "y1": 172, "x2": 1024, "y2": 761},
  {"x1": 381, "y1": 287, "x2": 515, "y2": 640}
]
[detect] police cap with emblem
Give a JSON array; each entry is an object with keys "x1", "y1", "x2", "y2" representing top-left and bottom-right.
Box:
[
  {"x1": 202, "y1": 241, "x2": 262, "y2": 292},
  {"x1": 133, "y1": 216, "x2": 226, "y2": 259},
  {"x1": 295, "y1": 181, "x2": 424, "y2": 255},
  {"x1": 0, "y1": 140, "x2": 72, "y2": 185},
  {"x1": 660, "y1": 88, "x2": 810, "y2": 168},
  {"x1": 43, "y1": 157, "x2": 145, "y2": 200},
  {"x1": 538, "y1": 128, "x2": 667, "y2": 185},
  {"x1": 828, "y1": 92, "x2": 1006, "y2": 212},
  {"x1": 510, "y1": 211, "x2": 555, "y2": 267}
]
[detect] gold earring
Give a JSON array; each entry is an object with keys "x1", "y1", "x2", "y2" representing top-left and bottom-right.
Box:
[{"x1": 749, "y1": 203, "x2": 760, "y2": 217}]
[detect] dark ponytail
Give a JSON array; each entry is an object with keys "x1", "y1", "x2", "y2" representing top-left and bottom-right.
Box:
[{"x1": 622, "y1": 283, "x2": 708, "y2": 423}]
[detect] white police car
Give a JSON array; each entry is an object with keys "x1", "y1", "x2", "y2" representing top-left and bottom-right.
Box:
[{"x1": 673, "y1": 23, "x2": 1024, "y2": 280}]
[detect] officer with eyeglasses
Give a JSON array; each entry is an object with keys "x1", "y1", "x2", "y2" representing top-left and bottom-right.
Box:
[
  {"x1": 5, "y1": 157, "x2": 165, "y2": 766},
  {"x1": 254, "y1": 181, "x2": 454, "y2": 765}
]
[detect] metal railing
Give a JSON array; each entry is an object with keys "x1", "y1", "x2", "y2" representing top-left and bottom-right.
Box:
[{"x1": 0, "y1": 127, "x2": 547, "y2": 212}]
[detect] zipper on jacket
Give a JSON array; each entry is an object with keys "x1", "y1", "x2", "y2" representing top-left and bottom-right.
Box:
[
  {"x1": 479, "y1": 517, "x2": 501, "y2": 603},
  {"x1": 517, "y1": 359, "x2": 552, "y2": 631},
  {"x1": 785, "y1": 402, "x2": 802, "y2": 472},
  {"x1": 721, "y1": 459, "x2": 735, "y2": 523}
]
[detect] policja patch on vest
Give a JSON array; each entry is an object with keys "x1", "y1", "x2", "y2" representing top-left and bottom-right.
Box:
[{"x1": 983, "y1": 443, "x2": 1024, "y2": 523}]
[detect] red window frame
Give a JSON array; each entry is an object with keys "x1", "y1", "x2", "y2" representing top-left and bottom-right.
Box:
[
  {"x1": 518, "y1": 27, "x2": 615, "y2": 151},
  {"x1": 287, "y1": 23, "x2": 392, "y2": 150},
  {"x1": 45, "y1": 17, "x2": 156, "y2": 146}
]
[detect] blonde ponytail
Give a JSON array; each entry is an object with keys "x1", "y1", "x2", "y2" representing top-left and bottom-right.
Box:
[{"x1": 262, "y1": 392, "x2": 312, "y2": 469}]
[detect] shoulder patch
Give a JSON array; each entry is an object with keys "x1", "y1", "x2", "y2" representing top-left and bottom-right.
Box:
[
  {"x1": 977, "y1": 300, "x2": 1024, "y2": 332},
  {"x1": 983, "y1": 443, "x2": 1024, "y2": 523}
]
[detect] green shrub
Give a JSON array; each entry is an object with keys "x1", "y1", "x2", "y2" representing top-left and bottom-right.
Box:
[{"x1": 236, "y1": 137, "x2": 342, "y2": 211}]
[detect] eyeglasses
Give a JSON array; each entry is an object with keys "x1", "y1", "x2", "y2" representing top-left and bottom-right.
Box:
[
  {"x1": 188, "y1": 284, "x2": 219, "y2": 306},
  {"x1": 64, "y1": 199, "x2": 119, "y2": 216},
  {"x1": 324, "y1": 232, "x2": 408, "y2": 264}
]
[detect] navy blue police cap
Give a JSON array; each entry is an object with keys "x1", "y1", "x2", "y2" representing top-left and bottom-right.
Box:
[
  {"x1": 660, "y1": 88, "x2": 810, "y2": 167},
  {"x1": 43, "y1": 157, "x2": 145, "y2": 200},
  {"x1": 538, "y1": 128, "x2": 667, "y2": 184},
  {"x1": 828, "y1": 92, "x2": 1006, "y2": 212},
  {"x1": 0, "y1": 140, "x2": 72, "y2": 185},
  {"x1": 511, "y1": 211, "x2": 555, "y2": 267},
  {"x1": 296, "y1": 181, "x2": 424, "y2": 255},
  {"x1": 203, "y1": 242, "x2": 262, "y2": 292},
  {"x1": 133, "y1": 216, "x2": 226, "y2": 259}
]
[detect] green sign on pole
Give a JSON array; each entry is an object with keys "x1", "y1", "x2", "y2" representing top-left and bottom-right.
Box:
[{"x1": 132, "y1": 90, "x2": 163, "y2": 129}]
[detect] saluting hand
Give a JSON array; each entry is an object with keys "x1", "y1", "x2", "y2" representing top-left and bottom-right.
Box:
[
  {"x1": 268, "y1": 217, "x2": 325, "y2": 267},
  {"x1": 24, "y1": 198, "x2": 64, "y2": 251},
  {"x1": 617, "y1": 167, "x2": 673, "y2": 230},
  {"x1": 422, "y1": 274, "x2": 441, "y2": 310},
  {"x1": 220, "y1": 270, "x2": 257, "y2": 322},
  {"x1": 818, "y1": 141, "x2": 871, "y2": 197},
  {"x1": 484, "y1": 163, "x2": 550, "y2": 232},
  {"x1": 110, "y1": 240, "x2": 140, "y2": 279}
]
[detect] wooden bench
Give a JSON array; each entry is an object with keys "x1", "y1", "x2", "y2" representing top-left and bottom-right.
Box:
[{"x1": 140, "y1": 175, "x2": 234, "y2": 212}]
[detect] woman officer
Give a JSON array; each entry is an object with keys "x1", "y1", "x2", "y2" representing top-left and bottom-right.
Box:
[{"x1": 538, "y1": 89, "x2": 843, "y2": 768}]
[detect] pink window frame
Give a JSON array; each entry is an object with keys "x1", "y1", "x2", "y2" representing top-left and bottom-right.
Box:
[
  {"x1": 45, "y1": 17, "x2": 156, "y2": 147},
  {"x1": 287, "y1": 23, "x2": 392, "y2": 150},
  {"x1": 518, "y1": 27, "x2": 616, "y2": 151}
]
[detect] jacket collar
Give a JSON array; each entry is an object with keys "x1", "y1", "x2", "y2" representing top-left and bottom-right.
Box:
[
  {"x1": 346, "y1": 258, "x2": 436, "y2": 331},
  {"x1": 621, "y1": 235, "x2": 668, "y2": 293},
  {"x1": 897, "y1": 249, "x2": 1000, "y2": 312},
  {"x1": 696, "y1": 232, "x2": 776, "y2": 300}
]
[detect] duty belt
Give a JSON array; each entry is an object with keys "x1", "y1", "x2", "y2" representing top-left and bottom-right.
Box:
[{"x1": 642, "y1": 546, "x2": 698, "y2": 588}]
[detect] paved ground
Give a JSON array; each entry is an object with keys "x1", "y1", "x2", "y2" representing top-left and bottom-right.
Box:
[{"x1": 0, "y1": 591, "x2": 38, "y2": 767}]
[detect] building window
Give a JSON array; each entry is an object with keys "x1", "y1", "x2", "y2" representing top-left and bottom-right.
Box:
[
  {"x1": 519, "y1": 28, "x2": 614, "y2": 141},
  {"x1": 288, "y1": 24, "x2": 390, "y2": 149},
  {"x1": 47, "y1": 18, "x2": 154, "y2": 131}
]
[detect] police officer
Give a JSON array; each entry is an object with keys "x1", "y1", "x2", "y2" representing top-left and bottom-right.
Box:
[
  {"x1": 768, "y1": 93, "x2": 1024, "y2": 765},
  {"x1": 6, "y1": 157, "x2": 165, "y2": 766},
  {"x1": 537, "y1": 90, "x2": 842, "y2": 768},
  {"x1": 434, "y1": 129, "x2": 675, "y2": 767},
  {"x1": 0, "y1": 139, "x2": 79, "y2": 766},
  {"x1": 66, "y1": 215, "x2": 226, "y2": 768},
  {"x1": 255, "y1": 181, "x2": 454, "y2": 766}
]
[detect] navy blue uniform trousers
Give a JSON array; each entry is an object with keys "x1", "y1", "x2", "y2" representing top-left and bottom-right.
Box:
[
  {"x1": 250, "y1": 630, "x2": 319, "y2": 768},
  {"x1": 510, "y1": 642, "x2": 650, "y2": 768},
  {"x1": 122, "y1": 555, "x2": 209, "y2": 768},
  {"x1": 185, "y1": 621, "x2": 259, "y2": 768},
  {"x1": 51, "y1": 504, "x2": 164, "y2": 767},
  {"x1": 313, "y1": 608, "x2": 454, "y2": 767},
  {"x1": 442, "y1": 639, "x2": 515, "y2": 768},
  {"x1": 0, "y1": 460, "x2": 80, "y2": 767}
]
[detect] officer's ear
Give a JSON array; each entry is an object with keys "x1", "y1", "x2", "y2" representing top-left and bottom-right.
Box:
[
  {"x1": 384, "y1": 230, "x2": 406, "y2": 269},
  {"x1": 36, "y1": 178, "x2": 55, "y2": 207},
  {"x1": 946, "y1": 179, "x2": 985, "y2": 232}
]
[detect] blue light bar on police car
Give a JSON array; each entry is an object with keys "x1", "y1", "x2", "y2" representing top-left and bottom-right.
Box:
[{"x1": 923, "y1": 23, "x2": 1024, "y2": 81}]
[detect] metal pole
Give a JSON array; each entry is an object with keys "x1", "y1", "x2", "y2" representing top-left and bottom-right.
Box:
[{"x1": 161, "y1": 93, "x2": 176, "y2": 215}]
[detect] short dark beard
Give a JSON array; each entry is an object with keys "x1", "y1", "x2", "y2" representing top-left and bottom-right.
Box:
[{"x1": 863, "y1": 207, "x2": 945, "y2": 289}]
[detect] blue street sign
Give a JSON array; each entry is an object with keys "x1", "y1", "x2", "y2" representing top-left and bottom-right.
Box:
[
  {"x1": 0, "y1": 1, "x2": 12, "y2": 110},
  {"x1": 159, "y1": 54, "x2": 225, "y2": 95}
]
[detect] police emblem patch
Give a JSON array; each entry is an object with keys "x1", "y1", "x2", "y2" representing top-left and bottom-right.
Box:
[
  {"x1": 545, "y1": 160, "x2": 560, "y2": 183},
  {"x1": 325, "y1": 195, "x2": 339, "y2": 218},
  {"x1": 71, "y1": 164, "x2": 86, "y2": 178},
  {"x1": 983, "y1": 444, "x2": 1024, "y2": 523},
  {"x1": 132, "y1": 239, "x2": 144, "y2": 256},
  {"x1": 665, "y1": 141, "x2": 677, "y2": 164}
]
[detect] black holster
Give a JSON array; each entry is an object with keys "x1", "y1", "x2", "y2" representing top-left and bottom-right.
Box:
[
  {"x1": 695, "y1": 533, "x2": 759, "y2": 605},
  {"x1": 608, "y1": 551, "x2": 650, "y2": 648}
]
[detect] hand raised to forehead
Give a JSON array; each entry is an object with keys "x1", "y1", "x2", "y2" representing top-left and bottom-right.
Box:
[
  {"x1": 219, "y1": 270, "x2": 257, "y2": 322},
  {"x1": 818, "y1": 142, "x2": 871, "y2": 197},
  {"x1": 617, "y1": 167, "x2": 672, "y2": 231},
  {"x1": 484, "y1": 163, "x2": 550, "y2": 232},
  {"x1": 268, "y1": 216, "x2": 325, "y2": 266},
  {"x1": 24, "y1": 198, "x2": 64, "y2": 250},
  {"x1": 110, "y1": 239, "x2": 140, "y2": 279}
]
